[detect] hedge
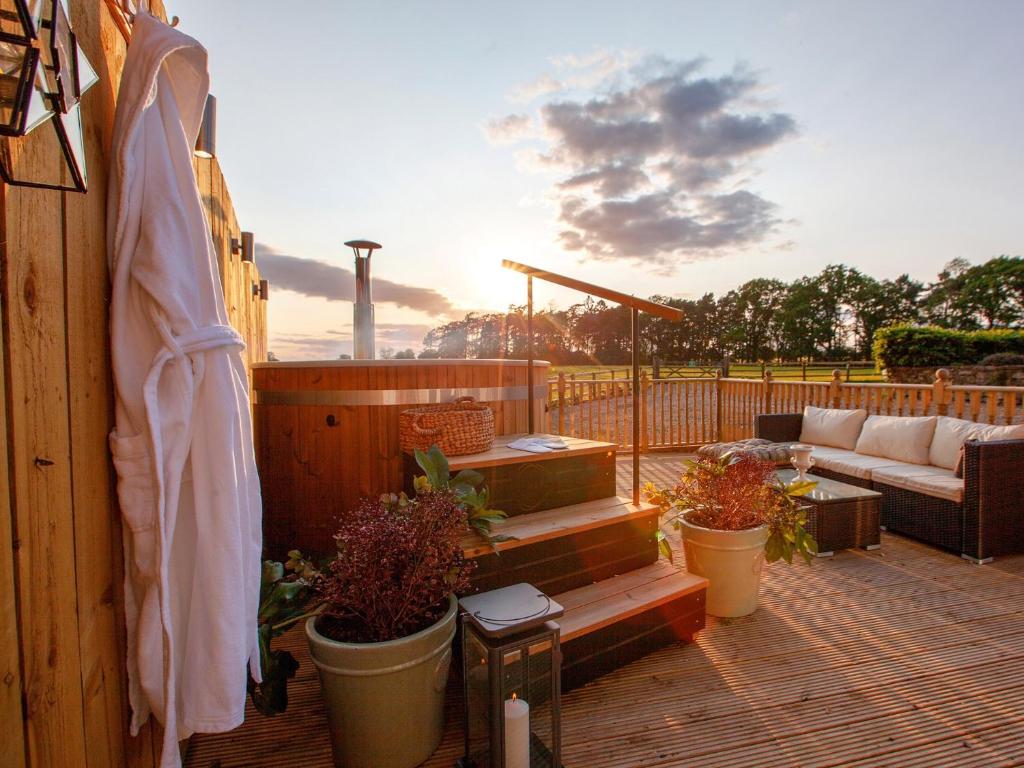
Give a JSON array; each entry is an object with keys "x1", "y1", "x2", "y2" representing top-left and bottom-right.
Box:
[{"x1": 873, "y1": 325, "x2": 1024, "y2": 369}]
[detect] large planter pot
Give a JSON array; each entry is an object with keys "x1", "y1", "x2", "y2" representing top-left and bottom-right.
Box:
[
  {"x1": 306, "y1": 594, "x2": 458, "y2": 768},
  {"x1": 680, "y1": 518, "x2": 768, "y2": 618}
]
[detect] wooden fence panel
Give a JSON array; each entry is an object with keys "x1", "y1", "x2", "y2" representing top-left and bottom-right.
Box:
[{"x1": 0, "y1": 2, "x2": 266, "y2": 767}]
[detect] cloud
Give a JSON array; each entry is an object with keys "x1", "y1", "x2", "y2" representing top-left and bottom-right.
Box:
[
  {"x1": 255, "y1": 244, "x2": 456, "y2": 316},
  {"x1": 493, "y1": 56, "x2": 797, "y2": 269},
  {"x1": 482, "y1": 113, "x2": 535, "y2": 144}
]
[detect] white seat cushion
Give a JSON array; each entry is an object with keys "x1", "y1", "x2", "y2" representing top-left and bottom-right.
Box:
[
  {"x1": 855, "y1": 415, "x2": 937, "y2": 465},
  {"x1": 799, "y1": 406, "x2": 868, "y2": 450},
  {"x1": 811, "y1": 450, "x2": 905, "y2": 480},
  {"x1": 871, "y1": 464, "x2": 964, "y2": 504}
]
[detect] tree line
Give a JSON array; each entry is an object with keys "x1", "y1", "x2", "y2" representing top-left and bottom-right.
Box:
[{"x1": 418, "y1": 256, "x2": 1024, "y2": 364}]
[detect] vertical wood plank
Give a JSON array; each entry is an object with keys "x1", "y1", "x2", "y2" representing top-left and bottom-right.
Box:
[
  {"x1": 0, "y1": 191, "x2": 27, "y2": 768},
  {"x1": 63, "y1": 2, "x2": 144, "y2": 764},
  {"x1": 3, "y1": 126, "x2": 88, "y2": 767}
]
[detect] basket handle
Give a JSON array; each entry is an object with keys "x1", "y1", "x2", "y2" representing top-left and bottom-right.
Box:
[
  {"x1": 411, "y1": 413, "x2": 442, "y2": 437},
  {"x1": 454, "y1": 396, "x2": 476, "y2": 406}
]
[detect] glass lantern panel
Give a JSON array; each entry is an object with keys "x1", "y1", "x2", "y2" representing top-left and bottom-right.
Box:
[
  {"x1": 0, "y1": 38, "x2": 30, "y2": 132},
  {"x1": 23, "y1": 58, "x2": 52, "y2": 133},
  {"x1": 463, "y1": 628, "x2": 492, "y2": 768},
  {"x1": 0, "y1": 0, "x2": 28, "y2": 38},
  {"x1": 526, "y1": 639, "x2": 556, "y2": 765}
]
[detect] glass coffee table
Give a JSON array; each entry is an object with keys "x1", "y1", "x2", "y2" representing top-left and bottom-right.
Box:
[{"x1": 776, "y1": 469, "x2": 882, "y2": 557}]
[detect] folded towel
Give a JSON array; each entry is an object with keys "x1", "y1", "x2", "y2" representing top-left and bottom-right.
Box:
[{"x1": 508, "y1": 436, "x2": 569, "y2": 454}]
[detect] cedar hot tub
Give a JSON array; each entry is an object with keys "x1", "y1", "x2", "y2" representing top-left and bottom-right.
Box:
[{"x1": 252, "y1": 359, "x2": 549, "y2": 556}]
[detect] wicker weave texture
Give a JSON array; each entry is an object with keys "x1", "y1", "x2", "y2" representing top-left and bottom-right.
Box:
[{"x1": 399, "y1": 396, "x2": 495, "y2": 456}]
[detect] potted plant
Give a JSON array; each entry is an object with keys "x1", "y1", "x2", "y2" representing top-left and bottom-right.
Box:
[
  {"x1": 305, "y1": 483, "x2": 475, "y2": 768},
  {"x1": 645, "y1": 453, "x2": 817, "y2": 618}
]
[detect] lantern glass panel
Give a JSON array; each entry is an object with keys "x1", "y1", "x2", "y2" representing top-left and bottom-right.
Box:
[
  {"x1": 0, "y1": 37, "x2": 33, "y2": 134},
  {"x1": 463, "y1": 624, "x2": 493, "y2": 767}
]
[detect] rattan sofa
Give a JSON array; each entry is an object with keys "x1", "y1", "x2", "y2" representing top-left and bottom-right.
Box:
[{"x1": 756, "y1": 412, "x2": 1024, "y2": 563}]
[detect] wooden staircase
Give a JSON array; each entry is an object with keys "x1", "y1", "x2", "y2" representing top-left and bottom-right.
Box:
[{"x1": 409, "y1": 435, "x2": 707, "y2": 692}]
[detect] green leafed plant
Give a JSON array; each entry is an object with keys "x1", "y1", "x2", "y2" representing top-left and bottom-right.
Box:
[
  {"x1": 413, "y1": 445, "x2": 513, "y2": 547},
  {"x1": 645, "y1": 452, "x2": 818, "y2": 565},
  {"x1": 247, "y1": 553, "x2": 323, "y2": 716}
]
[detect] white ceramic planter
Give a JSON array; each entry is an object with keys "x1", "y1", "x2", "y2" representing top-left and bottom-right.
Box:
[
  {"x1": 680, "y1": 518, "x2": 769, "y2": 618},
  {"x1": 306, "y1": 594, "x2": 458, "y2": 768}
]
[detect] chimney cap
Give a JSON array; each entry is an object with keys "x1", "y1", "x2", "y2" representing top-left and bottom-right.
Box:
[{"x1": 345, "y1": 240, "x2": 382, "y2": 251}]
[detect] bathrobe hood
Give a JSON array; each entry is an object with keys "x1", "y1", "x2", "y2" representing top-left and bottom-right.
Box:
[{"x1": 107, "y1": 12, "x2": 263, "y2": 768}]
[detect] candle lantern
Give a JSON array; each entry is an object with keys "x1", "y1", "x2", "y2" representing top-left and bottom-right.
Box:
[{"x1": 457, "y1": 583, "x2": 563, "y2": 768}]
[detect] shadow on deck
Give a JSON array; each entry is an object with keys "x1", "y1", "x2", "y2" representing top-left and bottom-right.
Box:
[{"x1": 184, "y1": 453, "x2": 1024, "y2": 768}]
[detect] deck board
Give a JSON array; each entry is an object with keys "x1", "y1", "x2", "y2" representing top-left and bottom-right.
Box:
[{"x1": 184, "y1": 453, "x2": 1024, "y2": 768}]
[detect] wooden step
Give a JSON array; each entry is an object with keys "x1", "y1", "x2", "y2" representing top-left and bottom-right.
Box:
[
  {"x1": 554, "y1": 562, "x2": 708, "y2": 691},
  {"x1": 404, "y1": 435, "x2": 617, "y2": 517},
  {"x1": 464, "y1": 496, "x2": 661, "y2": 597},
  {"x1": 462, "y1": 495, "x2": 656, "y2": 558}
]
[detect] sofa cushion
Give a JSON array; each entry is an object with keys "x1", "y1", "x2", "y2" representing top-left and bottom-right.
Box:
[
  {"x1": 810, "y1": 449, "x2": 904, "y2": 480},
  {"x1": 697, "y1": 439, "x2": 792, "y2": 465},
  {"x1": 855, "y1": 415, "x2": 937, "y2": 465},
  {"x1": 970, "y1": 422, "x2": 1024, "y2": 443},
  {"x1": 871, "y1": 464, "x2": 964, "y2": 504},
  {"x1": 929, "y1": 416, "x2": 984, "y2": 470},
  {"x1": 799, "y1": 406, "x2": 868, "y2": 450}
]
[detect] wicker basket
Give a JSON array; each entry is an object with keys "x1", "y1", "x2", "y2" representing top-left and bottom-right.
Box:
[{"x1": 399, "y1": 396, "x2": 495, "y2": 456}]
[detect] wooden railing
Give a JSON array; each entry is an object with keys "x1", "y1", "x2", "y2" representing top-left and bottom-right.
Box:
[{"x1": 548, "y1": 368, "x2": 1024, "y2": 449}]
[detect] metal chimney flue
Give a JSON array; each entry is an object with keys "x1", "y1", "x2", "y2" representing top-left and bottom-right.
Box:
[{"x1": 346, "y1": 239, "x2": 382, "y2": 360}]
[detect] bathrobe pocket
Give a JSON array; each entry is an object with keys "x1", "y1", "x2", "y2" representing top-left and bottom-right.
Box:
[{"x1": 110, "y1": 430, "x2": 160, "y2": 580}]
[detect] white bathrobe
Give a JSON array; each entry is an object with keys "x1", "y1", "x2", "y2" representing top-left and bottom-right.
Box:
[{"x1": 107, "y1": 13, "x2": 262, "y2": 768}]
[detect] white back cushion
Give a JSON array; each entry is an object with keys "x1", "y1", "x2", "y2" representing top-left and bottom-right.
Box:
[
  {"x1": 971, "y1": 422, "x2": 1024, "y2": 443},
  {"x1": 799, "y1": 406, "x2": 868, "y2": 450},
  {"x1": 855, "y1": 415, "x2": 937, "y2": 465},
  {"x1": 930, "y1": 417, "x2": 1024, "y2": 469},
  {"x1": 929, "y1": 416, "x2": 984, "y2": 470}
]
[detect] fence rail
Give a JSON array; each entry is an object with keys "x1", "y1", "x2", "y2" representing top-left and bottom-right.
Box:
[{"x1": 547, "y1": 368, "x2": 1024, "y2": 449}]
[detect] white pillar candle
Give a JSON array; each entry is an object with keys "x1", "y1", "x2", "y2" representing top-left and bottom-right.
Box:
[{"x1": 503, "y1": 694, "x2": 530, "y2": 768}]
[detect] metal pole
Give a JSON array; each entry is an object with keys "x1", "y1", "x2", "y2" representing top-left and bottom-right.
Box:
[
  {"x1": 632, "y1": 307, "x2": 640, "y2": 506},
  {"x1": 527, "y1": 275, "x2": 535, "y2": 435}
]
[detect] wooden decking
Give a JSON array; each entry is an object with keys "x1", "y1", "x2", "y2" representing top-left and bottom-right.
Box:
[{"x1": 184, "y1": 453, "x2": 1024, "y2": 768}]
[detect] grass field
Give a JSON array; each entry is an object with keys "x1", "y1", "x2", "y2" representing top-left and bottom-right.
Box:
[{"x1": 548, "y1": 362, "x2": 883, "y2": 382}]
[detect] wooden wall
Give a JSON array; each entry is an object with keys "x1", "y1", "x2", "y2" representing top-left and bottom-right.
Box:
[{"x1": 0, "y1": 3, "x2": 267, "y2": 767}]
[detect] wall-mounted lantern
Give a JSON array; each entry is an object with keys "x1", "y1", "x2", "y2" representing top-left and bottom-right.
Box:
[
  {"x1": 193, "y1": 93, "x2": 215, "y2": 158},
  {"x1": 457, "y1": 583, "x2": 563, "y2": 768},
  {"x1": 231, "y1": 231, "x2": 254, "y2": 262},
  {"x1": 252, "y1": 279, "x2": 267, "y2": 300},
  {"x1": 0, "y1": 0, "x2": 99, "y2": 192}
]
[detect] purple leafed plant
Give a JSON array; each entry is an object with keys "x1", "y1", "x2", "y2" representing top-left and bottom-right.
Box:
[{"x1": 315, "y1": 489, "x2": 475, "y2": 644}]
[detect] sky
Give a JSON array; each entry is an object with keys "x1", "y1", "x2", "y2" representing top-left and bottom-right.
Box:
[{"x1": 172, "y1": 0, "x2": 1023, "y2": 360}]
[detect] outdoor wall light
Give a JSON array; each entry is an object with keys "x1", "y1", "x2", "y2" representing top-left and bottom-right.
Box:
[
  {"x1": 457, "y1": 583, "x2": 563, "y2": 768},
  {"x1": 193, "y1": 93, "x2": 215, "y2": 158},
  {"x1": 252, "y1": 279, "x2": 267, "y2": 300},
  {"x1": 0, "y1": 0, "x2": 99, "y2": 192},
  {"x1": 232, "y1": 231, "x2": 254, "y2": 262},
  {"x1": 240, "y1": 230, "x2": 254, "y2": 262}
]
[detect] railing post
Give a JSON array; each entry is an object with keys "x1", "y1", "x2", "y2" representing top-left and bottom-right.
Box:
[
  {"x1": 845, "y1": 362, "x2": 852, "y2": 382},
  {"x1": 557, "y1": 372, "x2": 566, "y2": 434},
  {"x1": 830, "y1": 369, "x2": 843, "y2": 408},
  {"x1": 653, "y1": 356, "x2": 660, "y2": 379},
  {"x1": 934, "y1": 368, "x2": 952, "y2": 416},
  {"x1": 801, "y1": 362, "x2": 807, "y2": 381},
  {"x1": 715, "y1": 371, "x2": 724, "y2": 441},
  {"x1": 640, "y1": 369, "x2": 649, "y2": 451},
  {"x1": 764, "y1": 369, "x2": 773, "y2": 415},
  {"x1": 760, "y1": 361, "x2": 766, "y2": 379},
  {"x1": 721, "y1": 354, "x2": 730, "y2": 378}
]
